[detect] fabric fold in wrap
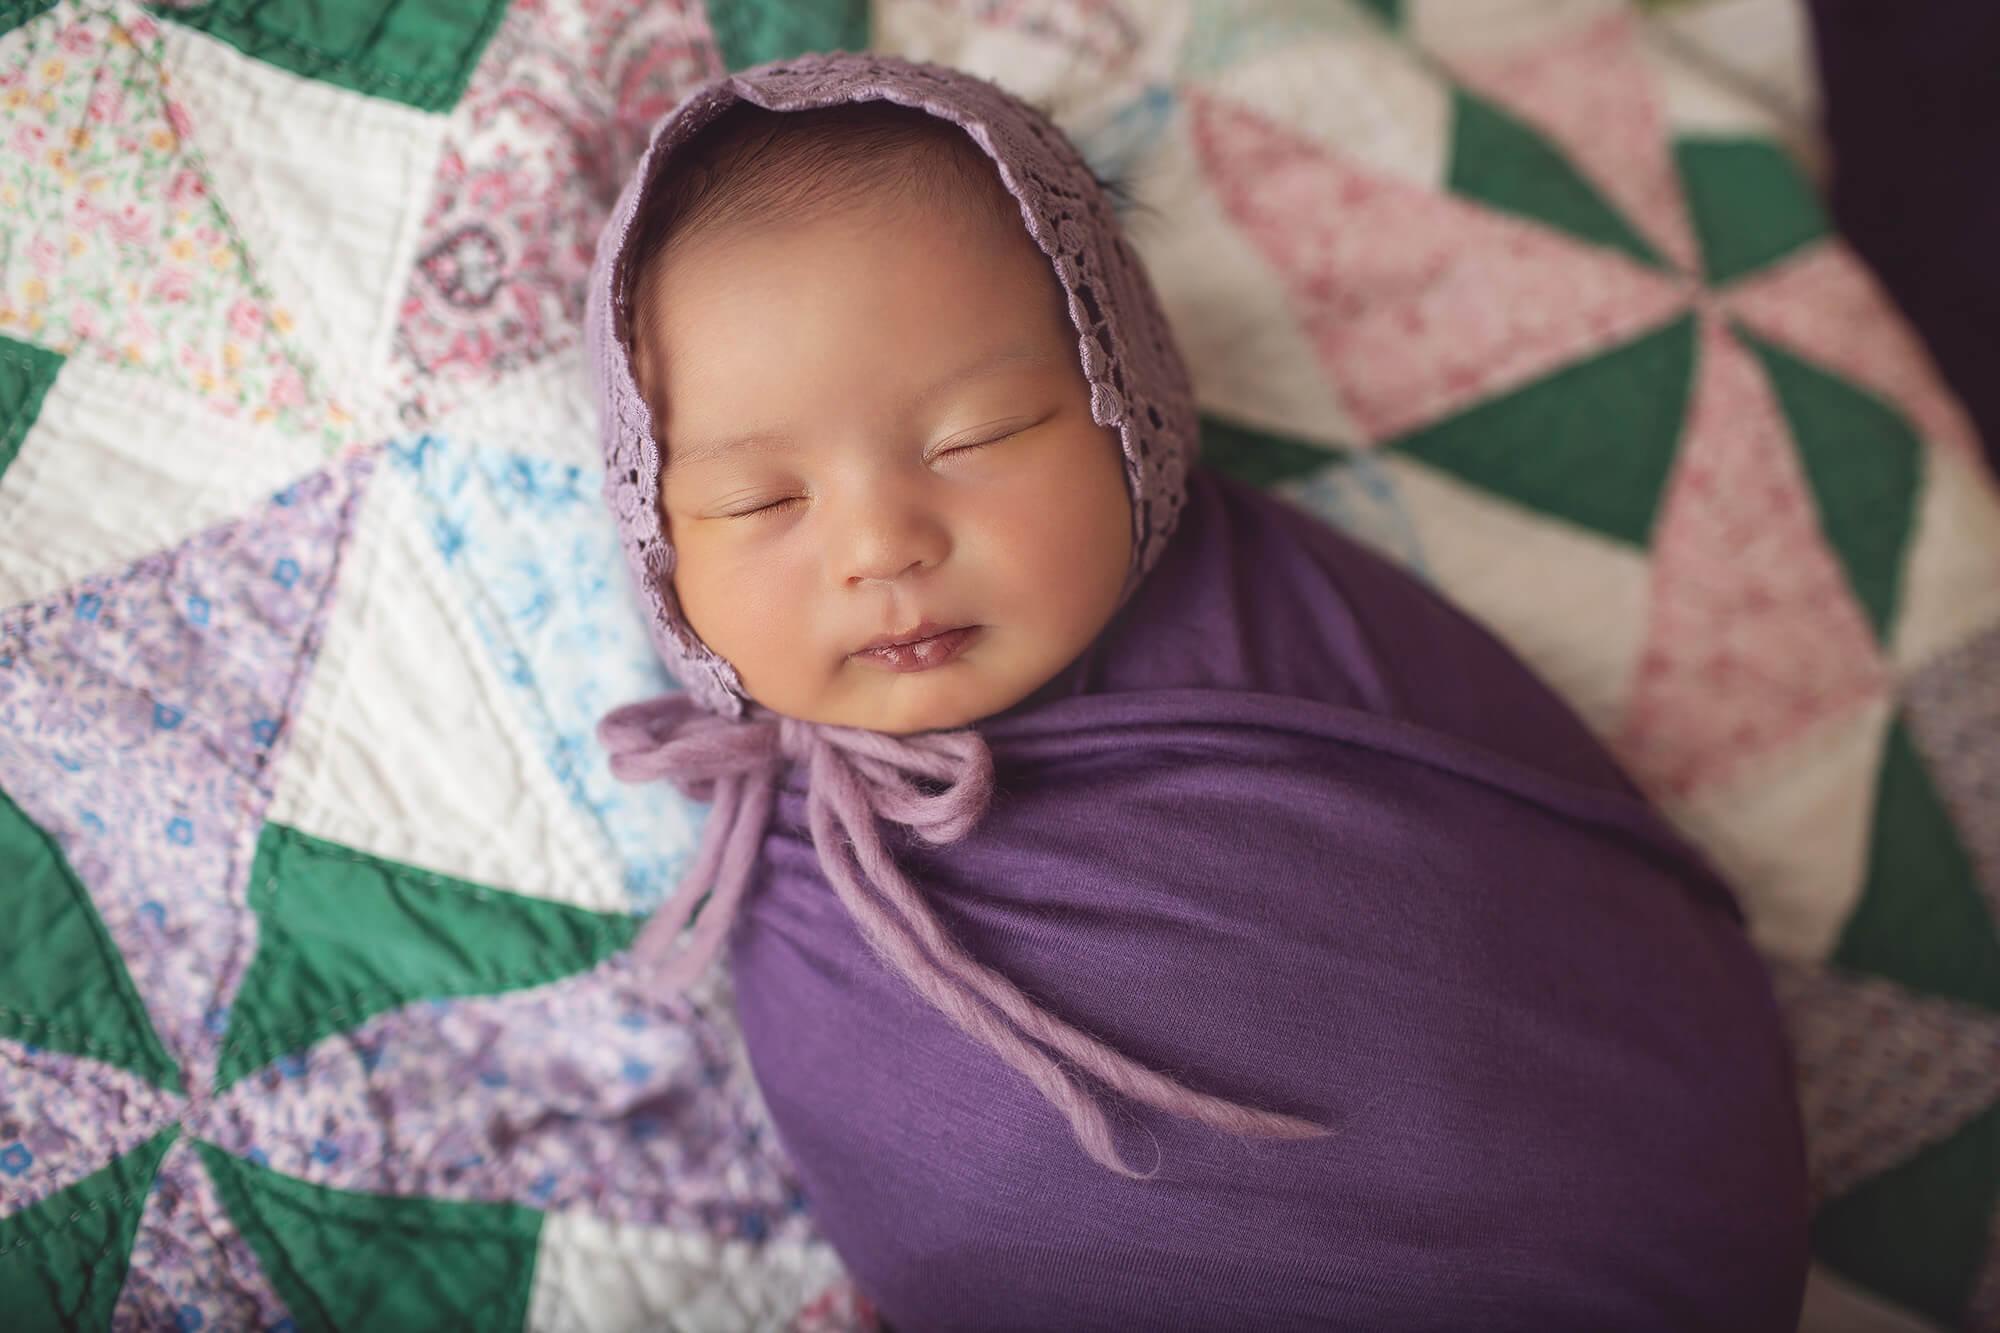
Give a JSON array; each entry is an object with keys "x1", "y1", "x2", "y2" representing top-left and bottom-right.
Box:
[
  {"x1": 708, "y1": 470, "x2": 1808, "y2": 1329},
  {"x1": 599, "y1": 693, "x2": 1327, "y2": 1175}
]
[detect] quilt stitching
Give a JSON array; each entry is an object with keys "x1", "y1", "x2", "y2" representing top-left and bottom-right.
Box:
[
  {"x1": 2, "y1": 0, "x2": 1996, "y2": 1326},
  {"x1": 160, "y1": 0, "x2": 514, "y2": 109},
  {"x1": 269, "y1": 460, "x2": 630, "y2": 905},
  {"x1": 0, "y1": 347, "x2": 63, "y2": 475},
  {"x1": 2, "y1": 1, "x2": 348, "y2": 438},
  {"x1": 216, "y1": 835, "x2": 639, "y2": 1081},
  {"x1": 0, "y1": 358, "x2": 332, "y2": 608},
  {"x1": 153, "y1": 20, "x2": 450, "y2": 413},
  {"x1": 0, "y1": 1185, "x2": 158, "y2": 1258},
  {"x1": 0, "y1": 785, "x2": 174, "y2": 1075}
]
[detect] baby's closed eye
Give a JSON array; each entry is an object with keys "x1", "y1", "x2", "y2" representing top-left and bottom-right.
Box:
[
  {"x1": 719, "y1": 494, "x2": 806, "y2": 519},
  {"x1": 927, "y1": 410, "x2": 1056, "y2": 463}
]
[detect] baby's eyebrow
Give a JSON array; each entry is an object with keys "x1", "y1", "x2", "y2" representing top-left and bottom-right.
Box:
[
  {"x1": 665, "y1": 344, "x2": 1060, "y2": 471},
  {"x1": 914, "y1": 344, "x2": 1059, "y2": 404},
  {"x1": 664, "y1": 427, "x2": 792, "y2": 472}
]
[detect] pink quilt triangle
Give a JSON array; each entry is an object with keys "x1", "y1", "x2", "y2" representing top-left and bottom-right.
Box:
[
  {"x1": 1187, "y1": 90, "x2": 1688, "y2": 442},
  {"x1": 392, "y1": 0, "x2": 721, "y2": 414},
  {"x1": 1439, "y1": 9, "x2": 1699, "y2": 275},
  {"x1": 1, "y1": 7, "x2": 336, "y2": 435},
  {"x1": 1727, "y1": 244, "x2": 1983, "y2": 461},
  {"x1": 1618, "y1": 314, "x2": 1889, "y2": 796}
]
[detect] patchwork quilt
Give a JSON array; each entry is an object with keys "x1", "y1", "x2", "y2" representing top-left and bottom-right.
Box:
[{"x1": 2, "y1": 0, "x2": 1997, "y2": 1328}]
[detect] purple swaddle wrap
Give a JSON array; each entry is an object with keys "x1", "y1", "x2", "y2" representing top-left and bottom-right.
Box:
[
  {"x1": 589, "y1": 53, "x2": 1808, "y2": 1331},
  {"x1": 740, "y1": 469, "x2": 1810, "y2": 1329}
]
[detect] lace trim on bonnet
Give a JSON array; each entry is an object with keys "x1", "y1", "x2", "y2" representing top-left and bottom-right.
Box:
[{"x1": 588, "y1": 53, "x2": 1323, "y2": 1174}]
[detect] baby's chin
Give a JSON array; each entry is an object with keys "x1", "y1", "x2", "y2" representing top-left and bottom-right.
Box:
[{"x1": 751, "y1": 659, "x2": 1034, "y2": 736}]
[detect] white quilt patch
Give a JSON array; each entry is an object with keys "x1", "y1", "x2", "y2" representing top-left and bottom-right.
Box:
[
  {"x1": 1386, "y1": 454, "x2": 1652, "y2": 740},
  {"x1": 1198, "y1": 15, "x2": 1449, "y2": 191},
  {"x1": 0, "y1": 358, "x2": 325, "y2": 608},
  {"x1": 1666, "y1": 695, "x2": 1893, "y2": 964},
  {"x1": 158, "y1": 22, "x2": 447, "y2": 431},
  {"x1": 266, "y1": 461, "x2": 629, "y2": 910},
  {"x1": 1128, "y1": 98, "x2": 1365, "y2": 448},
  {"x1": 529, "y1": 1211, "x2": 848, "y2": 1333},
  {"x1": 1891, "y1": 441, "x2": 2000, "y2": 676}
]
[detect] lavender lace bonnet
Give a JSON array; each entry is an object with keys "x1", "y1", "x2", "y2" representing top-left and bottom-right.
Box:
[{"x1": 586, "y1": 51, "x2": 1198, "y2": 718}]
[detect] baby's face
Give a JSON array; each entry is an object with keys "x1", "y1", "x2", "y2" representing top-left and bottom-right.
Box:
[{"x1": 636, "y1": 185, "x2": 1133, "y2": 734}]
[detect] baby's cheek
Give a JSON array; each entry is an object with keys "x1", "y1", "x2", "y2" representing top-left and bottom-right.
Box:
[
  {"x1": 1046, "y1": 487, "x2": 1130, "y2": 601},
  {"x1": 671, "y1": 542, "x2": 781, "y2": 669}
]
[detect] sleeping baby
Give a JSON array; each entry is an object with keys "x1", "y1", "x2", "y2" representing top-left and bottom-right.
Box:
[{"x1": 588, "y1": 53, "x2": 1809, "y2": 1332}]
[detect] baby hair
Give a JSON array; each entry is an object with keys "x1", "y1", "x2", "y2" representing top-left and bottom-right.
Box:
[{"x1": 618, "y1": 100, "x2": 1027, "y2": 377}]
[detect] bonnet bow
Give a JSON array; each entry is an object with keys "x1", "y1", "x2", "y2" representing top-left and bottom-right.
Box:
[{"x1": 599, "y1": 697, "x2": 1323, "y2": 1176}]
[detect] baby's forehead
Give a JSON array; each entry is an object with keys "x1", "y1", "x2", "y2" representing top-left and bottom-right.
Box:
[
  {"x1": 641, "y1": 189, "x2": 1082, "y2": 455},
  {"x1": 622, "y1": 101, "x2": 1027, "y2": 339},
  {"x1": 626, "y1": 128, "x2": 1067, "y2": 412},
  {"x1": 631, "y1": 205, "x2": 1066, "y2": 427},
  {"x1": 639, "y1": 167, "x2": 1033, "y2": 316}
]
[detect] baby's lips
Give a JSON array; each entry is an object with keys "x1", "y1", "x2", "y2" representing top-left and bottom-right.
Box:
[
  {"x1": 851, "y1": 625, "x2": 980, "y2": 673},
  {"x1": 854, "y1": 619, "x2": 958, "y2": 653}
]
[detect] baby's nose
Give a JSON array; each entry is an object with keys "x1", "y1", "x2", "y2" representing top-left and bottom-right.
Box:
[{"x1": 838, "y1": 492, "x2": 951, "y2": 586}]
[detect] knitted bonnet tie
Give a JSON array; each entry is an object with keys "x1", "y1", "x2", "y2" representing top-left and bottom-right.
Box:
[{"x1": 590, "y1": 53, "x2": 1323, "y2": 1175}]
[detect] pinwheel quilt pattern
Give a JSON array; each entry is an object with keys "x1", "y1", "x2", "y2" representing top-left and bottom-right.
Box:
[{"x1": 3, "y1": 0, "x2": 1998, "y2": 1328}]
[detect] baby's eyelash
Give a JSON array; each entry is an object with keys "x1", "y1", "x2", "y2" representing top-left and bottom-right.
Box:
[
  {"x1": 724, "y1": 495, "x2": 804, "y2": 519},
  {"x1": 932, "y1": 414, "x2": 1049, "y2": 460},
  {"x1": 712, "y1": 413, "x2": 1056, "y2": 515},
  {"x1": 940, "y1": 432, "x2": 1010, "y2": 456}
]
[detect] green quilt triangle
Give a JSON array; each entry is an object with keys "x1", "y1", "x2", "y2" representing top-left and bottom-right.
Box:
[
  {"x1": 1386, "y1": 313, "x2": 1696, "y2": 546},
  {"x1": 1200, "y1": 414, "x2": 1349, "y2": 486},
  {"x1": 0, "y1": 0, "x2": 58, "y2": 38},
  {"x1": 1835, "y1": 722, "x2": 2000, "y2": 1012},
  {"x1": 1447, "y1": 89, "x2": 1663, "y2": 270},
  {"x1": 214, "y1": 823, "x2": 640, "y2": 1091},
  {"x1": 154, "y1": 0, "x2": 509, "y2": 113},
  {"x1": 1354, "y1": 0, "x2": 1401, "y2": 26},
  {"x1": 709, "y1": 0, "x2": 869, "y2": 73},
  {"x1": 1812, "y1": 1102, "x2": 2000, "y2": 1329},
  {"x1": 0, "y1": 786, "x2": 179, "y2": 1090},
  {"x1": 0, "y1": 333, "x2": 63, "y2": 486},
  {"x1": 196, "y1": 1141, "x2": 542, "y2": 1333},
  {"x1": 0, "y1": 1126, "x2": 178, "y2": 1333},
  {"x1": 1675, "y1": 137, "x2": 1829, "y2": 285},
  {"x1": 1739, "y1": 326, "x2": 1923, "y2": 642}
]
